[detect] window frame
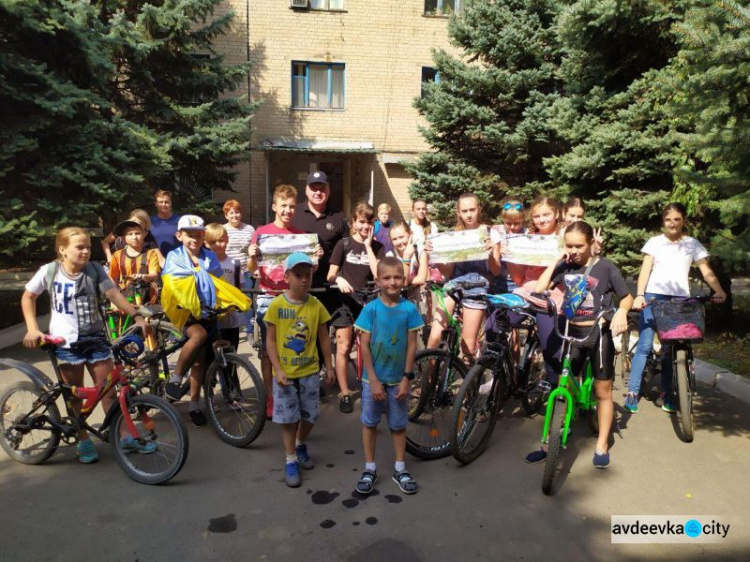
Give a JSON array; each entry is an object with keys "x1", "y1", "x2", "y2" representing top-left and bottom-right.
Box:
[
  {"x1": 421, "y1": 66, "x2": 441, "y2": 98},
  {"x1": 309, "y1": 0, "x2": 346, "y2": 11},
  {"x1": 423, "y1": 0, "x2": 462, "y2": 17},
  {"x1": 291, "y1": 61, "x2": 346, "y2": 111}
]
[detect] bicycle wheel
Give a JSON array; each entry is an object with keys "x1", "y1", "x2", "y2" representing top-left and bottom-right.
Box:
[
  {"x1": 204, "y1": 353, "x2": 267, "y2": 447},
  {"x1": 406, "y1": 349, "x2": 467, "y2": 460},
  {"x1": 616, "y1": 326, "x2": 632, "y2": 385},
  {"x1": 521, "y1": 340, "x2": 547, "y2": 416},
  {"x1": 674, "y1": 349, "x2": 694, "y2": 443},
  {"x1": 0, "y1": 381, "x2": 60, "y2": 465},
  {"x1": 451, "y1": 360, "x2": 505, "y2": 464},
  {"x1": 542, "y1": 399, "x2": 566, "y2": 496},
  {"x1": 110, "y1": 394, "x2": 189, "y2": 484}
]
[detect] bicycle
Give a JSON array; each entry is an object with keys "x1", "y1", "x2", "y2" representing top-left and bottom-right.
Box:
[
  {"x1": 405, "y1": 280, "x2": 487, "y2": 460},
  {"x1": 449, "y1": 293, "x2": 548, "y2": 464},
  {"x1": 535, "y1": 295, "x2": 617, "y2": 495},
  {"x1": 0, "y1": 333, "x2": 189, "y2": 485},
  {"x1": 650, "y1": 295, "x2": 714, "y2": 443},
  {"x1": 142, "y1": 305, "x2": 267, "y2": 448},
  {"x1": 616, "y1": 310, "x2": 661, "y2": 402}
]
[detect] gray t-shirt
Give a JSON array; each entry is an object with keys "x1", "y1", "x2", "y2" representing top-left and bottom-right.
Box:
[{"x1": 26, "y1": 262, "x2": 115, "y2": 347}]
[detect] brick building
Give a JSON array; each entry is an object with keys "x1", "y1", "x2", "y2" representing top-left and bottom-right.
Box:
[{"x1": 212, "y1": 0, "x2": 461, "y2": 224}]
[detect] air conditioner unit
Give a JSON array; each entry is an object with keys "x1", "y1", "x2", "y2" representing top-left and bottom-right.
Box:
[{"x1": 291, "y1": 0, "x2": 309, "y2": 8}]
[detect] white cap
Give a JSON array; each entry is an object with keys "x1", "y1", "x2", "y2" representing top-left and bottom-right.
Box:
[{"x1": 177, "y1": 215, "x2": 205, "y2": 231}]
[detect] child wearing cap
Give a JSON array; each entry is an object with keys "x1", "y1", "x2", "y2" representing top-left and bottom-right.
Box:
[
  {"x1": 264, "y1": 252, "x2": 335, "y2": 488},
  {"x1": 162, "y1": 215, "x2": 243, "y2": 427},
  {"x1": 108, "y1": 218, "x2": 161, "y2": 291}
]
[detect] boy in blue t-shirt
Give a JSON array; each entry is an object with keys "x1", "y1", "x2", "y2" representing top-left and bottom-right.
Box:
[{"x1": 353, "y1": 256, "x2": 423, "y2": 495}]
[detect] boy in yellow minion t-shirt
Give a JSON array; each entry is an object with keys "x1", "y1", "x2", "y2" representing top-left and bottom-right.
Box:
[{"x1": 265, "y1": 253, "x2": 335, "y2": 488}]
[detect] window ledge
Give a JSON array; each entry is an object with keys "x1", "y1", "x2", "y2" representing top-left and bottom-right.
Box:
[
  {"x1": 289, "y1": 8, "x2": 349, "y2": 13},
  {"x1": 422, "y1": 13, "x2": 452, "y2": 19},
  {"x1": 291, "y1": 108, "x2": 346, "y2": 112}
]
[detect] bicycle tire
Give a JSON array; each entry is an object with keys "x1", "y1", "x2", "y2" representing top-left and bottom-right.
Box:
[
  {"x1": 521, "y1": 340, "x2": 547, "y2": 416},
  {"x1": 616, "y1": 326, "x2": 632, "y2": 385},
  {"x1": 125, "y1": 321, "x2": 182, "y2": 395},
  {"x1": 203, "y1": 353, "x2": 267, "y2": 447},
  {"x1": 450, "y1": 359, "x2": 505, "y2": 464},
  {"x1": 542, "y1": 399, "x2": 566, "y2": 496},
  {"x1": 110, "y1": 394, "x2": 189, "y2": 484},
  {"x1": 675, "y1": 349, "x2": 694, "y2": 443},
  {"x1": 0, "y1": 381, "x2": 61, "y2": 465},
  {"x1": 406, "y1": 349, "x2": 468, "y2": 460}
]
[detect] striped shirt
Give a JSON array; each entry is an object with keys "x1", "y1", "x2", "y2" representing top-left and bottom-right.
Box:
[{"x1": 224, "y1": 223, "x2": 255, "y2": 268}]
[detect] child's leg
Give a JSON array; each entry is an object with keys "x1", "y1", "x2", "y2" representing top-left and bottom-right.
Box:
[
  {"x1": 58, "y1": 363, "x2": 87, "y2": 440},
  {"x1": 595, "y1": 379, "x2": 613, "y2": 453},
  {"x1": 174, "y1": 323, "x2": 207, "y2": 380},
  {"x1": 335, "y1": 326, "x2": 354, "y2": 395},
  {"x1": 189, "y1": 349, "x2": 206, "y2": 403},
  {"x1": 387, "y1": 387, "x2": 417, "y2": 493},
  {"x1": 460, "y1": 305, "x2": 485, "y2": 361},
  {"x1": 363, "y1": 425, "x2": 378, "y2": 463},
  {"x1": 281, "y1": 422, "x2": 299, "y2": 456},
  {"x1": 391, "y1": 428, "x2": 406, "y2": 463},
  {"x1": 426, "y1": 295, "x2": 455, "y2": 349},
  {"x1": 86, "y1": 358, "x2": 116, "y2": 419}
]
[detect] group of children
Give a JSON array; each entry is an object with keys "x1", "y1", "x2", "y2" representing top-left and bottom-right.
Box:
[{"x1": 21, "y1": 187, "x2": 727, "y2": 493}]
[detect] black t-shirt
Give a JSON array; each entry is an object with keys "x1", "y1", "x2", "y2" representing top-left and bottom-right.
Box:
[
  {"x1": 330, "y1": 237, "x2": 385, "y2": 294},
  {"x1": 292, "y1": 202, "x2": 348, "y2": 287},
  {"x1": 552, "y1": 258, "x2": 629, "y2": 321}
]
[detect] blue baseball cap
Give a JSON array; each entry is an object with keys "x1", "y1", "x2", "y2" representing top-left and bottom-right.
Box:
[{"x1": 283, "y1": 252, "x2": 314, "y2": 272}]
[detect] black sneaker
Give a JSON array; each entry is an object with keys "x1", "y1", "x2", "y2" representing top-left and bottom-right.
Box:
[
  {"x1": 189, "y1": 409, "x2": 207, "y2": 427},
  {"x1": 339, "y1": 394, "x2": 353, "y2": 414},
  {"x1": 525, "y1": 449, "x2": 547, "y2": 464},
  {"x1": 165, "y1": 381, "x2": 182, "y2": 402}
]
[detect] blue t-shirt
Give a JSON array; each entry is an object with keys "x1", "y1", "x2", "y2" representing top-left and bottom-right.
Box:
[
  {"x1": 354, "y1": 297, "x2": 424, "y2": 385},
  {"x1": 150, "y1": 214, "x2": 181, "y2": 256}
]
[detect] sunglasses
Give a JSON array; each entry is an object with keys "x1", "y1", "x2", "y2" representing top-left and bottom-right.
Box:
[{"x1": 503, "y1": 202, "x2": 524, "y2": 211}]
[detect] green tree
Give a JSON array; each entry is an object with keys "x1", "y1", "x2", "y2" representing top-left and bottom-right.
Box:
[
  {"x1": 0, "y1": 0, "x2": 253, "y2": 262},
  {"x1": 0, "y1": 0, "x2": 167, "y2": 260},
  {"x1": 665, "y1": 0, "x2": 750, "y2": 273},
  {"x1": 407, "y1": 0, "x2": 564, "y2": 225}
]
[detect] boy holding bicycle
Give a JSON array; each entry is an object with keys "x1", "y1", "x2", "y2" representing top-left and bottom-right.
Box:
[
  {"x1": 354, "y1": 256, "x2": 423, "y2": 495},
  {"x1": 265, "y1": 253, "x2": 334, "y2": 488}
]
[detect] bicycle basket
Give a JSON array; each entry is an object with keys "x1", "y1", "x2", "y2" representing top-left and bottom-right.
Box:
[{"x1": 652, "y1": 300, "x2": 705, "y2": 342}]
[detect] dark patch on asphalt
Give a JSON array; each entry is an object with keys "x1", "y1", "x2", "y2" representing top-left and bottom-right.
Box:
[
  {"x1": 384, "y1": 494, "x2": 402, "y2": 504},
  {"x1": 352, "y1": 488, "x2": 380, "y2": 500},
  {"x1": 342, "y1": 498, "x2": 359, "y2": 508},
  {"x1": 365, "y1": 517, "x2": 378, "y2": 526},
  {"x1": 344, "y1": 449, "x2": 355, "y2": 455},
  {"x1": 208, "y1": 514, "x2": 237, "y2": 533},
  {"x1": 307, "y1": 489, "x2": 313, "y2": 494},
  {"x1": 352, "y1": 468, "x2": 358, "y2": 471},
  {"x1": 326, "y1": 463, "x2": 335, "y2": 468},
  {"x1": 320, "y1": 519, "x2": 336, "y2": 529},
  {"x1": 312, "y1": 490, "x2": 340, "y2": 505},
  {"x1": 353, "y1": 521, "x2": 360, "y2": 526}
]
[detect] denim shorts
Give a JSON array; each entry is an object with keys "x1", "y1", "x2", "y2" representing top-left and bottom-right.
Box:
[
  {"x1": 272, "y1": 374, "x2": 320, "y2": 425},
  {"x1": 446, "y1": 272, "x2": 489, "y2": 310},
  {"x1": 55, "y1": 332, "x2": 113, "y2": 366},
  {"x1": 255, "y1": 294, "x2": 275, "y2": 353},
  {"x1": 360, "y1": 381, "x2": 409, "y2": 431}
]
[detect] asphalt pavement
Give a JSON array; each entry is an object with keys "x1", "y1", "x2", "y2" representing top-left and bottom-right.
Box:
[{"x1": 0, "y1": 339, "x2": 748, "y2": 562}]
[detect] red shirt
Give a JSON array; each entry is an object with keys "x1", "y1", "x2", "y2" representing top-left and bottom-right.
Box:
[{"x1": 251, "y1": 223, "x2": 306, "y2": 292}]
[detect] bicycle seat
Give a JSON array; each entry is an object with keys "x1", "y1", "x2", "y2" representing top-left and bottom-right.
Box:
[{"x1": 485, "y1": 293, "x2": 528, "y2": 310}]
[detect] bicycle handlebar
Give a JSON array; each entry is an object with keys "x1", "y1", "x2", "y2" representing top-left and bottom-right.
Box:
[{"x1": 531, "y1": 292, "x2": 615, "y2": 344}]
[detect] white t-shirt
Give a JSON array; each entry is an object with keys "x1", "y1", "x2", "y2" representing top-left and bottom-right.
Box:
[
  {"x1": 25, "y1": 262, "x2": 115, "y2": 348},
  {"x1": 218, "y1": 256, "x2": 243, "y2": 329},
  {"x1": 225, "y1": 223, "x2": 255, "y2": 268},
  {"x1": 409, "y1": 220, "x2": 438, "y2": 255},
  {"x1": 642, "y1": 234, "x2": 709, "y2": 297}
]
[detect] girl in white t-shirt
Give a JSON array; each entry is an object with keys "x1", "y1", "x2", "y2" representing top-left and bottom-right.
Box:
[
  {"x1": 625, "y1": 203, "x2": 726, "y2": 413},
  {"x1": 409, "y1": 198, "x2": 439, "y2": 250},
  {"x1": 22, "y1": 227, "x2": 150, "y2": 463}
]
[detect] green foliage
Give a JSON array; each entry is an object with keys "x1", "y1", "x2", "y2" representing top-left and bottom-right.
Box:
[
  {"x1": 0, "y1": 0, "x2": 253, "y2": 264},
  {"x1": 411, "y1": 0, "x2": 750, "y2": 274},
  {"x1": 407, "y1": 0, "x2": 564, "y2": 225}
]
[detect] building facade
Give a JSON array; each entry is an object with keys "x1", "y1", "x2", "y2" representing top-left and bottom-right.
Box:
[{"x1": 213, "y1": 0, "x2": 460, "y2": 224}]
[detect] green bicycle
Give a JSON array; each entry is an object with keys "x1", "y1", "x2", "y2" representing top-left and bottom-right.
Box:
[
  {"x1": 406, "y1": 280, "x2": 485, "y2": 460},
  {"x1": 536, "y1": 295, "x2": 618, "y2": 495}
]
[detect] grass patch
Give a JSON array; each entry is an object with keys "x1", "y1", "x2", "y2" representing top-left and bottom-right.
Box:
[{"x1": 695, "y1": 295, "x2": 750, "y2": 379}]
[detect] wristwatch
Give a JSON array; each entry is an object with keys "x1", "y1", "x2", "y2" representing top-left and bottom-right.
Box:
[{"x1": 403, "y1": 371, "x2": 415, "y2": 381}]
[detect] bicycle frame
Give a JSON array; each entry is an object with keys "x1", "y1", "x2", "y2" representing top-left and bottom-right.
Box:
[
  {"x1": 16, "y1": 339, "x2": 151, "y2": 445},
  {"x1": 541, "y1": 354, "x2": 595, "y2": 447}
]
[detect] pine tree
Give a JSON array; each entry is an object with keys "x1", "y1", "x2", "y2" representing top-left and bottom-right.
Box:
[
  {"x1": 0, "y1": 0, "x2": 167, "y2": 260},
  {"x1": 0, "y1": 0, "x2": 253, "y2": 262},
  {"x1": 407, "y1": 0, "x2": 564, "y2": 225}
]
